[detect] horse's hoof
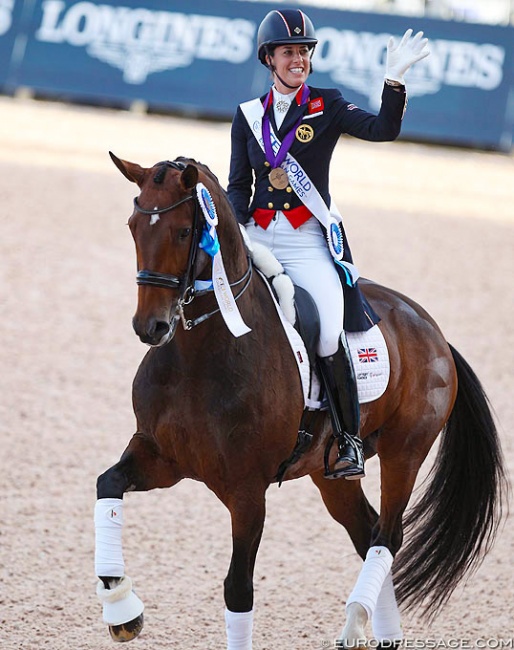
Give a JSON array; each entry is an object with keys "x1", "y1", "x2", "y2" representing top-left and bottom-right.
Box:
[
  {"x1": 108, "y1": 613, "x2": 144, "y2": 642},
  {"x1": 97, "y1": 576, "x2": 144, "y2": 640},
  {"x1": 338, "y1": 602, "x2": 367, "y2": 648}
]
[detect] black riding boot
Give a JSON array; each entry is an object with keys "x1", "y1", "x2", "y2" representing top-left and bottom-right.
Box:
[{"x1": 318, "y1": 334, "x2": 365, "y2": 480}]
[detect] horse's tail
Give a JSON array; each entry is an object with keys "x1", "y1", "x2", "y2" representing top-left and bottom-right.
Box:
[{"x1": 394, "y1": 343, "x2": 508, "y2": 618}]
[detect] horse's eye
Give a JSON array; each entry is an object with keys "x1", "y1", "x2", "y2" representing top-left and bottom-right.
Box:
[{"x1": 179, "y1": 228, "x2": 191, "y2": 240}]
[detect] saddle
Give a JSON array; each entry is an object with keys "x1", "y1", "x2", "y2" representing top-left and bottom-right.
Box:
[{"x1": 291, "y1": 284, "x2": 320, "y2": 371}]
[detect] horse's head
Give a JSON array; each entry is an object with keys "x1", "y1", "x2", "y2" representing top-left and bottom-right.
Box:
[{"x1": 111, "y1": 152, "x2": 248, "y2": 346}]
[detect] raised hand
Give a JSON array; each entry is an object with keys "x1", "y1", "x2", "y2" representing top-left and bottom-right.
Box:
[{"x1": 385, "y1": 28, "x2": 430, "y2": 84}]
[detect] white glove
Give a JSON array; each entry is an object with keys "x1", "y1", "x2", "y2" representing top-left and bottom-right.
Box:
[{"x1": 385, "y1": 28, "x2": 430, "y2": 84}]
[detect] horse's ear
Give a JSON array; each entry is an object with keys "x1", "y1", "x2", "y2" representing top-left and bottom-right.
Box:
[
  {"x1": 109, "y1": 151, "x2": 145, "y2": 186},
  {"x1": 181, "y1": 164, "x2": 198, "y2": 190}
]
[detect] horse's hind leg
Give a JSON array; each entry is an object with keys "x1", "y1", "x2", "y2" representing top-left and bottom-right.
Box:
[
  {"x1": 310, "y1": 471, "x2": 383, "y2": 647},
  {"x1": 341, "y1": 458, "x2": 431, "y2": 647},
  {"x1": 311, "y1": 470, "x2": 404, "y2": 646},
  {"x1": 222, "y1": 486, "x2": 267, "y2": 650},
  {"x1": 95, "y1": 432, "x2": 182, "y2": 642}
]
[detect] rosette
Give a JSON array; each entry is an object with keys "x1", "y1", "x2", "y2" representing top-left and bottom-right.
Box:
[
  {"x1": 326, "y1": 219, "x2": 344, "y2": 261},
  {"x1": 196, "y1": 183, "x2": 219, "y2": 228}
]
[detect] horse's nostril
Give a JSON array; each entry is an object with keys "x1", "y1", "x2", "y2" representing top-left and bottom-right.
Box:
[
  {"x1": 153, "y1": 320, "x2": 169, "y2": 341},
  {"x1": 132, "y1": 317, "x2": 170, "y2": 345}
]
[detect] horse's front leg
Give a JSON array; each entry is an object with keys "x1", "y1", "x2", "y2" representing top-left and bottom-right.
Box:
[
  {"x1": 95, "y1": 432, "x2": 182, "y2": 642},
  {"x1": 223, "y1": 488, "x2": 266, "y2": 650}
]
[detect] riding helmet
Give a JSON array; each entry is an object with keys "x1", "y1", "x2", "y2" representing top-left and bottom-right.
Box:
[{"x1": 257, "y1": 9, "x2": 317, "y2": 65}]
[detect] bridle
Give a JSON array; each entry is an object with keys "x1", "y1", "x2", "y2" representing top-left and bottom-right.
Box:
[
  {"x1": 134, "y1": 192, "x2": 199, "y2": 294},
  {"x1": 133, "y1": 162, "x2": 253, "y2": 332}
]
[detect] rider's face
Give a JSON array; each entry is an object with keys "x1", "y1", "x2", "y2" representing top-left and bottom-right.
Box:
[{"x1": 267, "y1": 44, "x2": 311, "y2": 92}]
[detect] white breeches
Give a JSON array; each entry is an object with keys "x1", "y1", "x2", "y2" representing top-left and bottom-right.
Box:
[{"x1": 246, "y1": 213, "x2": 344, "y2": 357}]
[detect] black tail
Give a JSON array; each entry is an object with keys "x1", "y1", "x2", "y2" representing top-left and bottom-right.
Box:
[{"x1": 394, "y1": 344, "x2": 508, "y2": 617}]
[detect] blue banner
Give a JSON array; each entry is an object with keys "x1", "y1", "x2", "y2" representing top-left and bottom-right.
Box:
[
  {"x1": 0, "y1": 0, "x2": 25, "y2": 87},
  {"x1": 7, "y1": 0, "x2": 265, "y2": 111},
  {"x1": 1, "y1": 0, "x2": 513, "y2": 151}
]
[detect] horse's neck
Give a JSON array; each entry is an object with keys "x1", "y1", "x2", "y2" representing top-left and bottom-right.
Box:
[{"x1": 218, "y1": 224, "x2": 248, "y2": 279}]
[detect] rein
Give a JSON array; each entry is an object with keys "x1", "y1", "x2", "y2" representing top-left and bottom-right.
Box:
[
  {"x1": 178, "y1": 257, "x2": 253, "y2": 331},
  {"x1": 133, "y1": 174, "x2": 253, "y2": 332}
]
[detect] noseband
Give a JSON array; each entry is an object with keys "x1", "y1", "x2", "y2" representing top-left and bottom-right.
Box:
[
  {"x1": 134, "y1": 193, "x2": 198, "y2": 292},
  {"x1": 133, "y1": 162, "x2": 252, "y2": 332}
]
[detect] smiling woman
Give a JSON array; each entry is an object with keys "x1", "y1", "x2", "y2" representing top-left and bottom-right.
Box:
[
  {"x1": 266, "y1": 43, "x2": 313, "y2": 94},
  {"x1": 227, "y1": 7, "x2": 430, "y2": 485}
]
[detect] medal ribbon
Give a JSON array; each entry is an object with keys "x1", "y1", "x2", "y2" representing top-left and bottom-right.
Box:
[{"x1": 262, "y1": 84, "x2": 310, "y2": 168}]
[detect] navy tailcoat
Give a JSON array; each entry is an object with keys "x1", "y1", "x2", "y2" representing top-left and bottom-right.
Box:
[{"x1": 227, "y1": 82, "x2": 407, "y2": 332}]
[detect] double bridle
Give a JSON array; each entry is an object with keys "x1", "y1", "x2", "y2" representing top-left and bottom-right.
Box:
[
  {"x1": 133, "y1": 163, "x2": 252, "y2": 331},
  {"x1": 134, "y1": 192, "x2": 199, "y2": 294}
]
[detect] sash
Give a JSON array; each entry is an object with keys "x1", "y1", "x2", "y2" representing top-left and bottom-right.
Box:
[{"x1": 239, "y1": 97, "x2": 359, "y2": 286}]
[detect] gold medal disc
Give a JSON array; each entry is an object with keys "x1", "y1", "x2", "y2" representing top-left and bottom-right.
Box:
[
  {"x1": 268, "y1": 167, "x2": 289, "y2": 190},
  {"x1": 295, "y1": 124, "x2": 314, "y2": 142}
]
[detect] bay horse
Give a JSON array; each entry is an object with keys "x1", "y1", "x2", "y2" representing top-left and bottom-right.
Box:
[{"x1": 94, "y1": 154, "x2": 506, "y2": 647}]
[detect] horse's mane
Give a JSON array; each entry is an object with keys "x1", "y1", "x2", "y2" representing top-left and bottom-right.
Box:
[
  {"x1": 152, "y1": 164, "x2": 169, "y2": 184},
  {"x1": 175, "y1": 156, "x2": 220, "y2": 185},
  {"x1": 174, "y1": 156, "x2": 237, "y2": 226}
]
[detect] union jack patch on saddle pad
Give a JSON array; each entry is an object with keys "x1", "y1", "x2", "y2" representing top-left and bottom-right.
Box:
[{"x1": 358, "y1": 348, "x2": 378, "y2": 363}]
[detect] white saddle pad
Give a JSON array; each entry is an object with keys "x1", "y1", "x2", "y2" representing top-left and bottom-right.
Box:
[
  {"x1": 347, "y1": 325, "x2": 390, "y2": 404},
  {"x1": 305, "y1": 325, "x2": 390, "y2": 409}
]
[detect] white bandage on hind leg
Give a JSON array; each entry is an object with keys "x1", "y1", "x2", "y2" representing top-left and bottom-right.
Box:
[
  {"x1": 372, "y1": 571, "x2": 403, "y2": 641},
  {"x1": 94, "y1": 498, "x2": 125, "y2": 577},
  {"x1": 225, "y1": 608, "x2": 254, "y2": 650},
  {"x1": 346, "y1": 546, "x2": 394, "y2": 619}
]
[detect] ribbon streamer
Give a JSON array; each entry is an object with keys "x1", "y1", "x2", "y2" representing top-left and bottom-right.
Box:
[{"x1": 196, "y1": 183, "x2": 251, "y2": 337}]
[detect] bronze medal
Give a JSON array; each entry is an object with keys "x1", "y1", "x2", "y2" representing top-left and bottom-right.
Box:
[{"x1": 268, "y1": 167, "x2": 289, "y2": 190}]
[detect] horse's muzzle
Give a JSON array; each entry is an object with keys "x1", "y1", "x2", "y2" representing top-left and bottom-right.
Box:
[{"x1": 132, "y1": 315, "x2": 177, "y2": 347}]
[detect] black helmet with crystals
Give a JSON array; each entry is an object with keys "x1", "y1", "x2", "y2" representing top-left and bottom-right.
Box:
[{"x1": 257, "y1": 9, "x2": 317, "y2": 65}]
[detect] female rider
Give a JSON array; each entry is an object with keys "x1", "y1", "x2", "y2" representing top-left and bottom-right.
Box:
[{"x1": 227, "y1": 8, "x2": 429, "y2": 480}]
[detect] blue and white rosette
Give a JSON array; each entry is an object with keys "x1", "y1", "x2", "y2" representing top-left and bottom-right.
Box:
[
  {"x1": 195, "y1": 183, "x2": 251, "y2": 338},
  {"x1": 326, "y1": 217, "x2": 358, "y2": 287},
  {"x1": 327, "y1": 218, "x2": 344, "y2": 262}
]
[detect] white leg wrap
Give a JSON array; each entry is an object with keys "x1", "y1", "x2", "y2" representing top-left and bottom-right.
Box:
[
  {"x1": 346, "y1": 546, "x2": 394, "y2": 619},
  {"x1": 96, "y1": 575, "x2": 144, "y2": 626},
  {"x1": 94, "y1": 498, "x2": 125, "y2": 577},
  {"x1": 225, "y1": 608, "x2": 253, "y2": 650},
  {"x1": 372, "y1": 571, "x2": 403, "y2": 641}
]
